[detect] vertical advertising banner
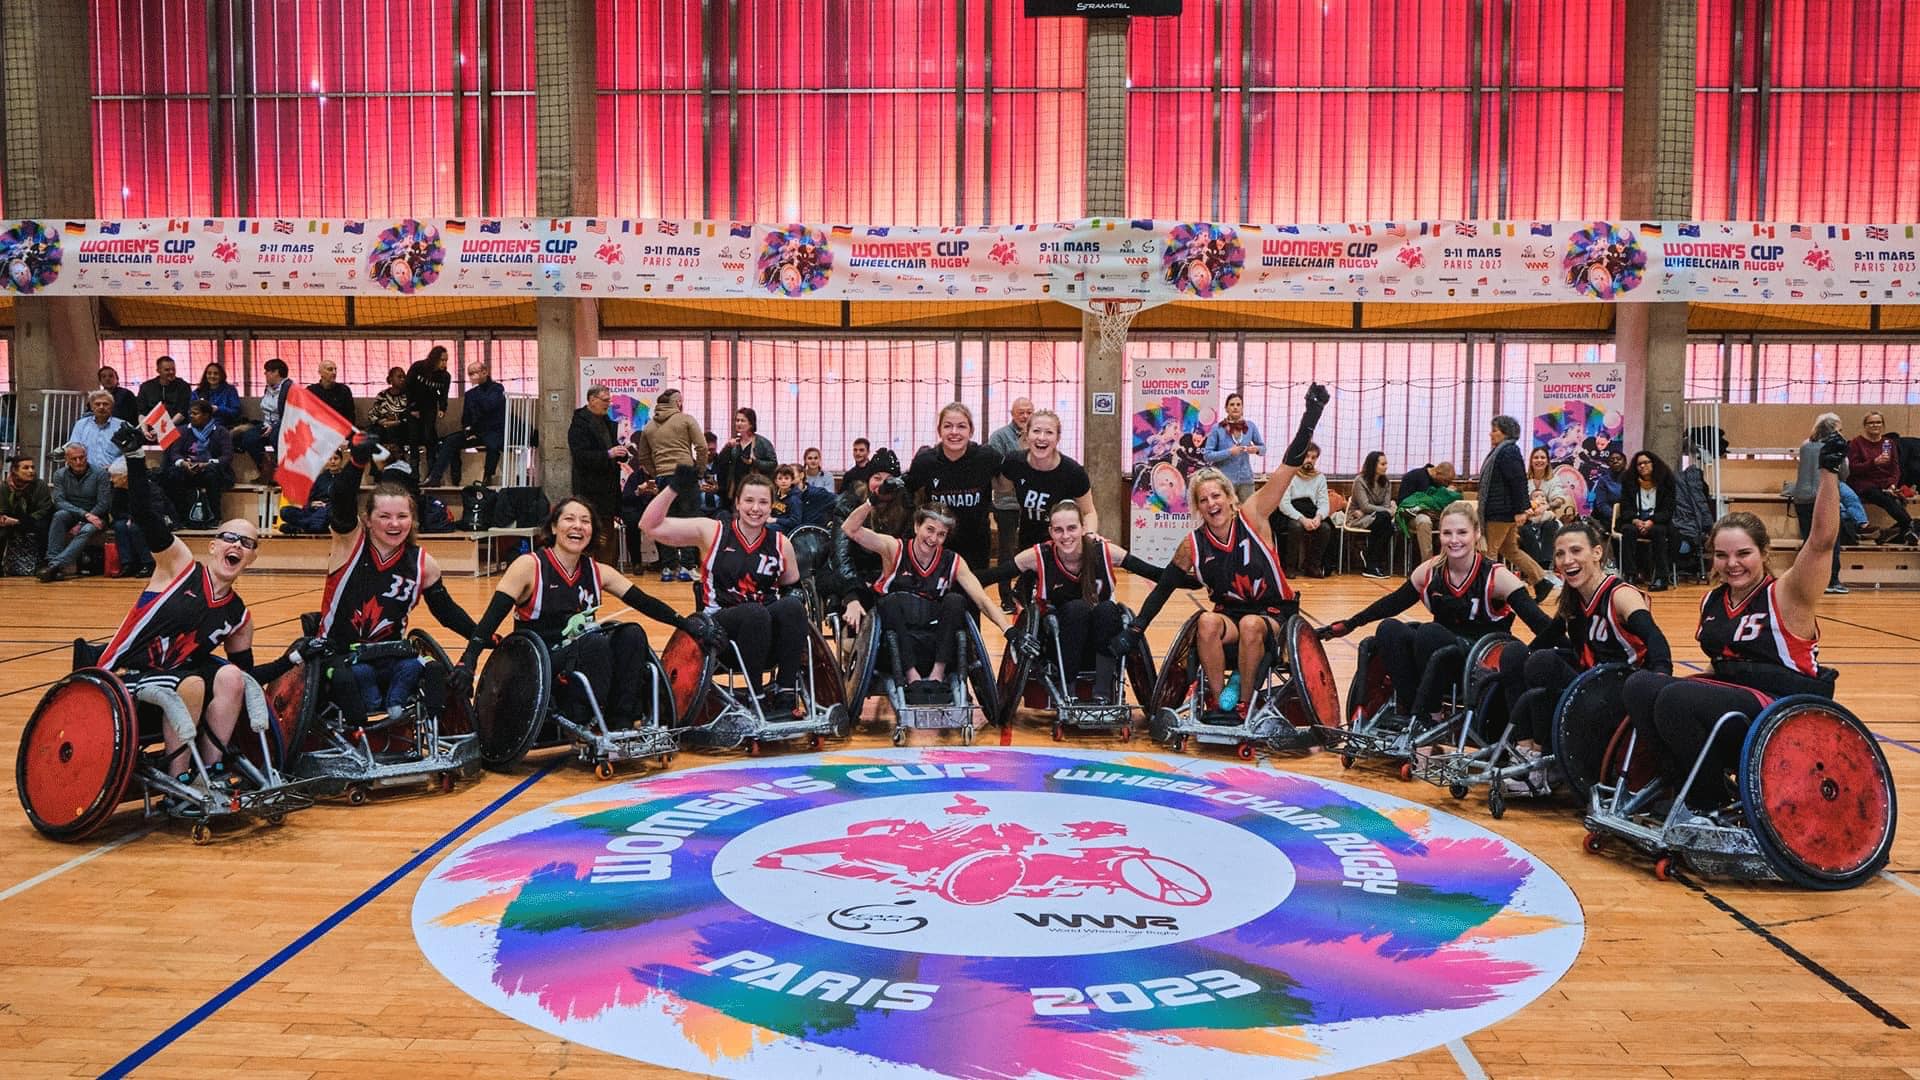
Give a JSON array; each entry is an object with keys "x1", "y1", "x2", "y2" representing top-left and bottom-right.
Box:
[
  {"x1": 1127, "y1": 357, "x2": 1221, "y2": 562},
  {"x1": 1531, "y1": 361, "x2": 1627, "y2": 516},
  {"x1": 580, "y1": 357, "x2": 669, "y2": 444}
]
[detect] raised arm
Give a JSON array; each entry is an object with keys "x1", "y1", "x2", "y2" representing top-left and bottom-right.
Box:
[
  {"x1": 640, "y1": 465, "x2": 721, "y2": 548},
  {"x1": 1779, "y1": 436, "x2": 1845, "y2": 630},
  {"x1": 840, "y1": 498, "x2": 903, "y2": 563},
  {"x1": 953, "y1": 561, "x2": 1012, "y2": 635},
  {"x1": 325, "y1": 439, "x2": 374, "y2": 568},
  {"x1": 114, "y1": 426, "x2": 193, "y2": 585},
  {"x1": 1246, "y1": 383, "x2": 1329, "y2": 520}
]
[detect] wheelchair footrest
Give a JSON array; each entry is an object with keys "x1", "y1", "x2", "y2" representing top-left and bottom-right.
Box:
[
  {"x1": 554, "y1": 715, "x2": 680, "y2": 762},
  {"x1": 1054, "y1": 704, "x2": 1130, "y2": 730},
  {"x1": 898, "y1": 705, "x2": 972, "y2": 730}
]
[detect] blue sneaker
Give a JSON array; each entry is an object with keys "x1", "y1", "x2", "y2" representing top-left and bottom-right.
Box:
[{"x1": 1218, "y1": 673, "x2": 1241, "y2": 712}]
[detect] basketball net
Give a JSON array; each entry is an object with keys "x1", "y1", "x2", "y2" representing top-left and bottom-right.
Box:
[{"x1": 1092, "y1": 298, "x2": 1144, "y2": 360}]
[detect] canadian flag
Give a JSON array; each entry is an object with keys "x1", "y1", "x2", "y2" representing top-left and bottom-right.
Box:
[
  {"x1": 276, "y1": 386, "x2": 354, "y2": 505},
  {"x1": 141, "y1": 403, "x2": 182, "y2": 449}
]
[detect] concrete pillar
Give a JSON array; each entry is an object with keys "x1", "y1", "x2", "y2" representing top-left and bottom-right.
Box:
[
  {"x1": 533, "y1": 0, "x2": 598, "y2": 503},
  {"x1": 1619, "y1": 0, "x2": 1695, "y2": 466},
  {"x1": 1081, "y1": 18, "x2": 1129, "y2": 541},
  {"x1": 2, "y1": 0, "x2": 100, "y2": 466}
]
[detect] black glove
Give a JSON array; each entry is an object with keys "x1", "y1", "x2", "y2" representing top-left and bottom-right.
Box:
[
  {"x1": 1818, "y1": 433, "x2": 1848, "y2": 474},
  {"x1": 1011, "y1": 626, "x2": 1042, "y2": 660},
  {"x1": 1103, "y1": 626, "x2": 1141, "y2": 659},
  {"x1": 1282, "y1": 383, "x2": 1331, "y2": 467},
  {"x1": 878, "y1": 475, "x2": 906, "y2": 497},
  {"x1": 447, "y1": 663, "x2": 474, "y2": 703},
  {"x1": 347, "y1": 432, "x2": 377, "y2": 466},
  {"x1": 670, "y1": 463, "x2": 702, "y2": 495},
  {"x1": 1317, "y1": 620, "x2": 1352, "y2": 640},
  {"x1": 1305, "y1": 382, "x2": 1330, "y2": 411},
  {"x1": 111, "y1": 423, "x2": 149, "y2": 456},
  {"x1": 684, "y1": 612, "x2": 728, "y2": 651}
]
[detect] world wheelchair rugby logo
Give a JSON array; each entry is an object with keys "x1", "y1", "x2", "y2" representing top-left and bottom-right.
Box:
[{"x1": 413, "y1": 749, "x2": 1583, "y2": 1078}]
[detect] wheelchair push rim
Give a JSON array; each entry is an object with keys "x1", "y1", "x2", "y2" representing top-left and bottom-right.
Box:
[
  {"x1": 1740, "y1": 696, "x2": 1897, "y2": 890},
  {"x1": 410, "y1": 628, "x2": 470, "y2": 735},
  {"x1": 17, "y1": 669, "x2": 140, "y2": 841},
  {"x1": 1550, "y1": 663, "x2": 1633, "y2": 805},
  {"x1": 1285, "y1": 615, "x2": 1340, "y2": 730},
  {"x1": 474, "y1": 630, "x2": 553, "y2": 769}
]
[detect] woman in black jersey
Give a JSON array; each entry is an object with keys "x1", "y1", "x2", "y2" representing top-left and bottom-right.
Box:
[
  {"x1": 1496, "y1": 520, "x2": 1671, "y2": 791},
  {"x1": 987, "y1": 501, "x2": 1162, "y2": 704},
  {"x1": 843, "y1": 499, "x2": 1010, "y2": 704},
  {"x1": 311, "y1": 438, "x2": 482, "y2": 720},
  {"x1": 462, "y1": 497, "x2": 720, "y2": 730},
  {"x1": 997, "y1": 409, "x2": 1095, "y2": 550},
  {"x1": 100, "y1": 423, "x2": 269, "y2": 790},
  {"x1": 903, "y1": 402, "x2": 1002, "y2": 572},
  {"x1": 1621, "y1": 434, "x2": 1846, "y2": 813},
  {"x1": 640, "y1": 470, "x2": 813, "y2": 711},
  {"x1": 1320, "y1": 502, "x2": 1554, "y2": 722}
]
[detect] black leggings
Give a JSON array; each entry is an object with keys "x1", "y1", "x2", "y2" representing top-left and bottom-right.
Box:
[
  {"x1": 1623, "y1": 670, "x2": 1770, "y2": 811},
  {"x1": 552, "y1": 622, "x2": 655, "y2": 728},
  {"x1": 877, "y1": 590, "x2": 974, "y2": 675},
  {"x1": 1374, "y1": 618, "x2": 1465, "y2": 716},
  {"x1": 1858, "y1": 485, "x2": 1914, "y2": 530},
  {"x1": 1501, "y1": 646, "x2": 1582, "y2": 747},
  {"x1": 1618, "y1": 520, "x2": 1672, "y2": 582},
  {"x1": 712, "y1": 594, "x2": 811, "y2": 692},
  {"x1": 1051, "y1": 598, "x2": 1127, "y2": 689}
]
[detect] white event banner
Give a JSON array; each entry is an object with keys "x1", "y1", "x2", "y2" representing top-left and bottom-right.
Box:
[{"x1": 8, "y1": 216, "x2": 1917, "y2": 306}]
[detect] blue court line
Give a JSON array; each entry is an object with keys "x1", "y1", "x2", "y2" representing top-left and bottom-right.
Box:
[
  {"x1": 1875, "y1": 733, "x2": 1920, "y2": 757},
  {"x1": 101, "y1": 761, "x2": 561, "y2": 1079}
]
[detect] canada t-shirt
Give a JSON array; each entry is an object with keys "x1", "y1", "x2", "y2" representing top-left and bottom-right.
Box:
[
  {"x1": 1000, "y1": 451, "x2": 1092, "y2": 548},
  {"x1": 904, "y1": 443, "x2": 1003, "y2": 566}
]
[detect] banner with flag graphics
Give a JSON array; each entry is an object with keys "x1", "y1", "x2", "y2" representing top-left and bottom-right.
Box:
[
  {"x1": 275, "y1": 386, "x2": 356, "y2": 506},
  {"x1": 11, "y1": 217, "x2": 1920, "y2": 307}
]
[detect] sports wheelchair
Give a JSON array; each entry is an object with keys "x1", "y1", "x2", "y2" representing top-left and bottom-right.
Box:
[
  {"x1": 472, "y1": 614, "x2": 680, "y2": 777},
  {"x1": 994, "y1": 601, "x2": 1156, "y2": 741},
  {"x1": 660, "y1": 611, "x2": 850, "y2": 755},
  {"x1": 17, "y1": 643, "x2": 315, "y2": 844},
  {"x1": 846, "y1": 603, "x2": 999, "y2": 746},
  {"x1": 1146, "y1": 610, "x2": 1339, "y2": 759},
  {"x1": 1575, "y1": 673, "x2": 1897, "y2": 889},
  {"x1": 261, "y1": 616, "x2": 479, "y2": 802}
]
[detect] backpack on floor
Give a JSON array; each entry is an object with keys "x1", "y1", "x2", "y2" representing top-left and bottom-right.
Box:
[{"x1": 461, "y1": 482, "x2": 498, "y2": 532}]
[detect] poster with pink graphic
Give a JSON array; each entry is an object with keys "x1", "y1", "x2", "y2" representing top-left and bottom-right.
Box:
[{"x1": 1128, "y1": 358, "x2": 1220, "y2": 562}]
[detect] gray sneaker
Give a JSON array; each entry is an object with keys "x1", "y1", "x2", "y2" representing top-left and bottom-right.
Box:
[{"x1": 1825, "y1": 583, "x2": 1850, "y2": 594}]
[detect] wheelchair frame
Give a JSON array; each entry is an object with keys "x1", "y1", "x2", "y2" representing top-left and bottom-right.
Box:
[
  {"x1": 995, "y1": 605, "x2": 1156, "y2": 741},
  {"x1": 474, "y1": 621, "x2": 681, "y2": 778},
  {"x1": 664, "y1": 616, "x2": 850, "y2": 756},
  {"x1": 847, "y1": 604, "x2": 998, "y2": 747},
  {"x1": 1147, "y1": 611, "x2": 1335, "y2": 760}
]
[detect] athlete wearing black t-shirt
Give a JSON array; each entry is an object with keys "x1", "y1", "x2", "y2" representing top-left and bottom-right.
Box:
[
  {"x1": 998, "y1": 409, "x2": 1095, "y2": 549},
  {"x1": 903, "y1": 403, "x2": 1002, "y2": 571}
]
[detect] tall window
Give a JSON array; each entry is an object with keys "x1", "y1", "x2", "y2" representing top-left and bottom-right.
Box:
[{"x1": 597, "y1": 0, "x2": 1084, "y2": 223}]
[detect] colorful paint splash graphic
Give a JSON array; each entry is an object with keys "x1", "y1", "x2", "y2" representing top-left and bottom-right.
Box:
[{"x1": 413, "y1": 749, "x2": 1583, "y2": 1078}]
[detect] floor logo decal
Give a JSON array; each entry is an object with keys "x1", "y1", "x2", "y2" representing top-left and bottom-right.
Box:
[{"x1": 413, "y1": 748, "x2": 1584, "y2": 1078}]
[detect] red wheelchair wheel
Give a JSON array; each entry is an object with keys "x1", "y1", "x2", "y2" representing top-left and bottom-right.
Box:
[
  {"x1": 16, "y1": 670, "x2": 139, "y2": 841},
  {"x1": 1740, "y1": 696, "x2": 1896, "y2": 890},
  {"x1": 1149, "y1": 613, "x2": 1203, "y2": 716},
  {"x1": 660, "y1": 627, "x2": 718, "y2": 728},
  {"x1": 1286, "y1": 615, "x2": 1341, "y2": 732}
]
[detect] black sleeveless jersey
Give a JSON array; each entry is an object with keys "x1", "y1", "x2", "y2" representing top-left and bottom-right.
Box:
[
  {"x1": 698, "y1": 520, "x2": 784, "y2": 612},
  {"x1": 1419, "y1": 554, "x2": 1513, "y2": 638},
  {"x1": 877, "y1": 541, "x2": 961, "y2": 600},
  {"x1": 1568, "y1": 575, "x2": 1648, "y2": 668},
  {"x1": 1032, "y1": 539, "x2": 1115, "y2": 612},
  {"x1": 1697, "y1": 577, "x2": 1819, "y2": 676},
  {"x1": 319, "y1": 533, "x2": 425, "y2": 643},
  {"x1": 100, "y1": 564, "x2": 252, "y2": 674},
  {"x1": 515, "y1": 548, "x2": 603, "y2": 644},
  {"x1": 1190, "y1": 510, "x2": 1295, "y2": 615}
]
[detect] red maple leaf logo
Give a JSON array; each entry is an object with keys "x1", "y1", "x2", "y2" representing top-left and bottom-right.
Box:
[
  {"x1": 735, "y1": 572, "x2": 762, "y2": 599},
  {"x1": 282, "y1": 419, "x2": 316, "y2": 465},
  {"x1": 350, "y1": 596, "x2": 393, "y2": 640},
  {"x1": 213, "y1": 240, "x2": 238, "y2": 263},
  {"x1": 1229, "y1": 572, "x2": 1264, "y2": 600},
  {"x1": 989, "y1": 240, "x2": 1017, "y2": 266},
  {"x1": 146, "y1": 634, "x2": 200, "y2": 670},
  {"x1": 1396, "y1": 246, "x2": 1424, "y2": 269}
]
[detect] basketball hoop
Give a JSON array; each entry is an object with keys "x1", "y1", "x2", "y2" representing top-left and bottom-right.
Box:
[{"x1": 1092, "y1": 298, "x2": 1144, "y2": 360}]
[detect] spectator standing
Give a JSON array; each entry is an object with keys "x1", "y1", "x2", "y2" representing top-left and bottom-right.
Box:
[
  {"x1": 1847, "y1": 411, "x2": 1917, "y2": 544},
  {"x1": 1348, "y1": 449, "x2": 1396, "y2": 577},
  {"x1": 714, "y1": 407, "x2": 777, "y2": 510},
  {"x1": 568, "y1": 384, "x2": 627, "y2": 562},
  {"x1": 426, "y1": 359, "x2": 505, "y2": 487},
  {"x1": 134, "y1": 355, "x2": 191, "y2": 426},
  {"x1": 634, "y1": 387, "x2": 708, "y2": 580},
  {"x1": 0, "y1": 455, "x2": 52, "y2": 576},
  {"x1": 1478, "y1": 415, "x2": 1551, "y2": 599},
  {"x1": 308, "y1": 360, "x2": 356, "y2": 426},
  {"x1": 97, "y1": 366, "x2": 139, "y2": 424},
  {"x1": 404, "y1": 345, "x2": 452, "y2": 475},
  {"x1": 40, "y1": 443, "x2": 111, "y2": 581},
  {"x1": 987, "y1": 397, "x2": 1033, "y2": 609},
  {"x1": 107, "y1": 461, "x2": 153, "y2": 578},
  {"x1": 1202, "y1": 392, "x2": 1266, "y2": 502},
  {"x1": 67, "y1": 390, "x2": 130, "y2": 471}
]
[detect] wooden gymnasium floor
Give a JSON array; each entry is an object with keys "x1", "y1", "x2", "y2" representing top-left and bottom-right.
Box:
[{"x1": 3, "y1": 568, "x2": 1920, "y2": 1079}]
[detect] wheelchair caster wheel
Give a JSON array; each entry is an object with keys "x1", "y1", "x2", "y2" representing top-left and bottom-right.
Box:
[
  {"x1": 1339, "y1": 754, "x2": 1355, "y2": 770},
  {"x1": 1051, "y1": 722, "x2": 1064, "y2": 742},
  {"x1": 1487, "y1": 787, "x2": 1506, "y2": 819},
  {"x1": 594, "y1": 762, "x2": 616, "y2": 781},
  {"x1": 657, "y1": 753, "x2": 675, "y2": 767},
  {"x1": 267, "y1": 813, "x2": 286, "y2": 827},
  {"x1": 1119, "y1": 725, "x2": 1132, "y2": 742},
  {"x1": 962, "y1": 725, "x2": 975, "y2": 746},
  {"x1": 746, "y1": 739, "x2": 762, "y2": 757},
  {"x1": 439, "y1": 772, "x2": 457, "y2": 794},
  {"x1": 1653, "y1": 857, "x2": 1674, "y2": 882},
  {"x1": 1170, "y1": 735, "x2": 1186, "y2": 752},
  {"x1": 190, "y1": 823, "x2": 210, "y2": 845},
  {"x1": 1582, "y1": 832, "x2": 1606, "y2": 855},
  {"x1": 1398, "y1": 762, "x2": 1414, "y2": 782},
  {"x1": 890, "y1": 729, "x2": 906, "y2": 747},
  {"x1": 1236, "y1": 742, "x2": 1255, "y2": 761},
  {"x1": 1448, "y1": 782, "x2": 1469, "y2": 801},
  {"x1": 809, "y1": 733, "x2": 823, "y2": 751},
  {"x1": 347, "y1": 786, "x2": 369, "y2": 806}
]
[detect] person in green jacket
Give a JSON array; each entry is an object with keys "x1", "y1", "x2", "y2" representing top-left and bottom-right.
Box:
[{"x1": 1397, "y1": 462, "x2": 1461, "y2": 562}]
